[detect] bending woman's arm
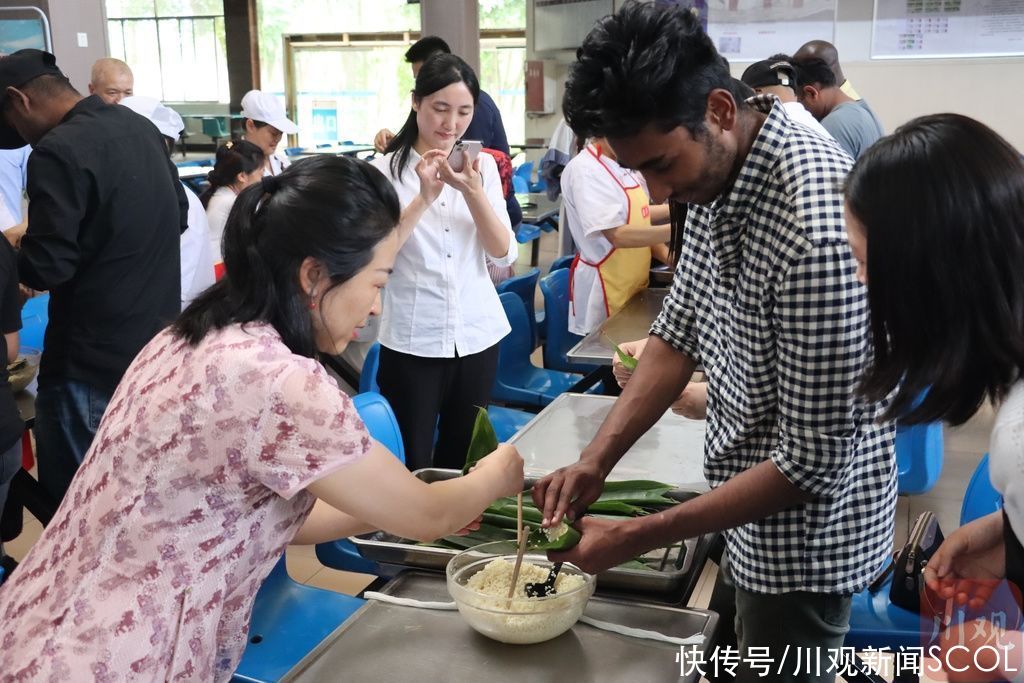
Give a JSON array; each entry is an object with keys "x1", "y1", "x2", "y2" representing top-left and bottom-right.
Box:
[{"x1": 305, "y1": 442, "x2": 523, "y2": 543}]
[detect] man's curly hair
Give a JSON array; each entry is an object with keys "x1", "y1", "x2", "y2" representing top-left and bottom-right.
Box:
[{"x1": 563, "y1": 0, "x2": 734, "y2": 140}]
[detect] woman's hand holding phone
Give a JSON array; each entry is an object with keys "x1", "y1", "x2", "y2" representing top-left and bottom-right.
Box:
[
  {"x1": 415, "y1": 150, "x2": 446, "y2": 205},
  {"x1": 438, "y1": 155, "x2": 483, "y2": 198}
]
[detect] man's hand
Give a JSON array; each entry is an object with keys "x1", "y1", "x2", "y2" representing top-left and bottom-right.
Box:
[
  {"x1": 374, "y1": 128, "x2": 395, "y2": 153},
  {"x1": 671, "y1": 382, "x2": 708, "y2": 420},
  {"x1": 611, "y1": 337, "x2": 648, "y2": 388},
  {"x1": 4, "y1": 222, "x2": 27, "y2": 249},
  {"x1": 531, "y1": 459, "x2": 606, "y2": 527},
  {"x1": 548, "y1": 516, "x2": 646, "y2": 574}
]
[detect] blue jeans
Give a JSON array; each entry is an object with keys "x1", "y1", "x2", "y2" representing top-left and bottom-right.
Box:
[{"x1": 34, "y1": 379, "x2": 112, "y2": 504}]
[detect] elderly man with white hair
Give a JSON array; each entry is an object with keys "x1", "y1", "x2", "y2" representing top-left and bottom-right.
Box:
[{"x1": 121, "y1": 96, "x2": 216, "y2": 309}]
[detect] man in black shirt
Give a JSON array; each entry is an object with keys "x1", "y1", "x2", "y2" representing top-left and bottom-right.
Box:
[{"x1": 0, "y1": 49, "x2": 184, "y2": 503}]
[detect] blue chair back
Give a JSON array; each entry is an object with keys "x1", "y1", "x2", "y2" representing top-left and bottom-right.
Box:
[
  {"x1": 314, "y1": 390, "x2": 405, "y2": 576},
  {"x1": 20, "y1": 293, "x2": 49, "y2": 351},
  {"x1": 351, "y1": 391, "x2": 404, "y2": 463},
  {"x1": 539, "y1": 269, "x2": 596, "y2": 374},
  {"x1": 894, "y1": 421, "x2": 943, "y2": 495},
  {"x1": 234, "y1": 557, "x2": 365, "y2": 683},
  {"x1": 358, "y1": 343, "x2": 381, "y2": 394},
  {"x1": 200, "y1": 117, "x2": 228, "y2": 139},
  {"x1": 493, "y1": 292, "x2": 586, "y2": 406},
  {"x1": 513, "y1": 161, "x2": 534, "y2": 184},
  {"x1": 960, "y1": 454, "x2": 1002, "y2": 525},
  {"x1": 496, "y1": 268, "x2": 540, "y2": 346},
  {"x1": 549, "y1": 254, "x2": 574, "y2": 273},
  {"x1": 512, "y1": 175, "x2": 529, "y2": 194}
]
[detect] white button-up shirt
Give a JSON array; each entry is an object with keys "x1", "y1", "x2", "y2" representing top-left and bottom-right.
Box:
[{"x1": 372, "y1": 149, "x2": 516, "y2": 358}]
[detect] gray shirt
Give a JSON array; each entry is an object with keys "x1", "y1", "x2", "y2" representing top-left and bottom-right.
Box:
[{"x1": 820, "y1": 99, "x2": 885, "y2": 159}]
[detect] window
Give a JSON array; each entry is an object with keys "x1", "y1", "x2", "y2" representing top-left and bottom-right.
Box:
[{"x1": 106, "y1": 0, "x2": 229, "y2": 102}]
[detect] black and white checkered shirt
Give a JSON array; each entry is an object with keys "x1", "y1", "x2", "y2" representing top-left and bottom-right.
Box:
[{"x1": 651, "y1": 96, "x2": 897, "y2": 595}]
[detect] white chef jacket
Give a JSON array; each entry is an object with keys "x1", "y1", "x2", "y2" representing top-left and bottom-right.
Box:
[
  {"x1": 180, "y1": 183, "x2": 216, "y2": 309},
  {"x1": 990, "y1": 380, "x2": 1024, "y2": 544},
  {"x1": 265, "y1": 153, "x2": 289, "y2": 177},
  {"x1": 205, "y1": 186, "x2": 235, "y2": 263},
  {"x1": 371, "y1": 149, "x2": 516, "y2": 358},
  {"x1": 561, "y1": 145, "x2": 651, "y2": 335}
]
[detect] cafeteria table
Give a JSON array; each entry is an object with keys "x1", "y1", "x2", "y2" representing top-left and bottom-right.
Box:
[
  {"x1": 567, "y1": 288, "x2": 670, "y2": 366},
  {"x1": 291, "y1": 143, "x2": 375, "y2": 158}
]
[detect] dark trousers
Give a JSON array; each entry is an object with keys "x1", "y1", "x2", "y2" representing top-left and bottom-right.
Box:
[
  {"x1": 709, "y1": 552, "x2": 852, "y2": 683},
  {"x1": 377, "y1": 344, "x2": 500, "y2": 472},
  {"x1": 34, "y1": 379, "x2": 112, "y2": 505}
]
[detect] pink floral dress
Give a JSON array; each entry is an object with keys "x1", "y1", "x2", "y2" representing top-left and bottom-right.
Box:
[{"x1": 0, "y1": 323, "x2": 371, "y2": 681}]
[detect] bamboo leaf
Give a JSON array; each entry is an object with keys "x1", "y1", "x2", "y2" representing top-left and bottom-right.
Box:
[{"x1": 462, "y1": 407, "x2": 499, "y2": 475}]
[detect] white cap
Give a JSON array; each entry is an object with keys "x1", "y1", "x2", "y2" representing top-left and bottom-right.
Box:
[
  {"x1": 240, "y1": 89, "x2": 298, "y2": 134},
  {"x1": 119, "y1": 96, "x2": 184, "y2": 139}
]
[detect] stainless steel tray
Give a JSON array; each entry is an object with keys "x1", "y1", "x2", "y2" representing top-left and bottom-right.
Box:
[
  {"x1": 349, "y1": 468, "x2": 704, "y2": 597},
  {"x1": 283, "y1": 571, "x2": 718, "y2": 683}
]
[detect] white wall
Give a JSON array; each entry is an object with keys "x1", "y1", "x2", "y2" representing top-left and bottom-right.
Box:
[{"x1": 525, "y1": 0, "x2": 1024, "y2": 151}]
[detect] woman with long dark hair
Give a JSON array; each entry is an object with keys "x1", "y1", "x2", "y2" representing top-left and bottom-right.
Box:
[
  {"x1": 0, "y1": 156, "x2": 523, "y2": 680},
  {"x1": 202, "y1": 139, "x2": 264, "y2": 275},
  {"x1": 844, "y1": 113, "x2": 1024, "y2": 681},
  {"x1": 371, "y1": 53, "x2": 516, "y2": 471}
]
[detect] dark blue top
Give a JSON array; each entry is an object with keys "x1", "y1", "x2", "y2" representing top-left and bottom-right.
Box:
[{"x1": 464, "y1": 90, "x2": 521, "y2": 227}]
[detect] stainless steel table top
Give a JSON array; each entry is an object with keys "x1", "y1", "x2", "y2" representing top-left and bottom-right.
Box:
[
  {"x1": 567, "y1": 288, "x2": 669, "y2": 366},
  {"x1": 509, "y1": 393, "x2": 707, "y2": 491},
  {"x1": 518, "y1": 192, "x2": 559, "y2": 224},
  {"x1": 283, "y1": 571, "x2": 717, "y2": 683}
]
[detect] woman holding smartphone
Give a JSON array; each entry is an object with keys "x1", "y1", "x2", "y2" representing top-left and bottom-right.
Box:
[
  {"x1": 372, "y1": 53, "x2": 516, "y2": 472},
  {"x1": 844, "y1": 114, "x2": 1023, "y2": 681}
]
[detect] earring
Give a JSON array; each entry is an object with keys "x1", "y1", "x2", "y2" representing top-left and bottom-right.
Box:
[{"x1": 309, "y1": 290, "x2": 317, "y2": 310}]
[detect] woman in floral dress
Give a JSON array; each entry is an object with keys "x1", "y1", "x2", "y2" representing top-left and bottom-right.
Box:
[{"x1": 0, "y1": 155, "x2": 523, "y2": 681}]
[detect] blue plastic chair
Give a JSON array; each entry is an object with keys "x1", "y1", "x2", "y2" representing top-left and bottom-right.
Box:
[
  {"x1": 496, "y1": 268, "x2": 540, "y2": 347},
  {"x1": 539, "y1": 269, "x2": 598, "y2": 374},
  {"x1": 512, "y1": 175, "x2": 529, "y2": 194},
  {"x1": 284, "y1": 146, "x2": 304, "y2": 157},
  {"x1": 493, "y1": 293, "x2": 584, "y2": 407},
  {"x1": 513, "y1": 161, "x2": 534, "y2": 186},
  {"x1": 232, "y1": 556, "x2": 365, "y2": 683},
  {"x1": 549, "y1": 254, "x2": 574, "y2": 273},
  {"x1": 960, "y1": 454, "x2": 1002, "y2": 525},
  {"x1": 894, "y1": 421, "x2": 944, "y2": 495},
  {"x1": 313, "y1": 391, "x2": 405, "y2": 576},
  {"x1": 359, "y1": 342, "x2": 531, "y2": 442},
  {"x1": 20, "y1": 293, "x2": 49, "y2": 351}
]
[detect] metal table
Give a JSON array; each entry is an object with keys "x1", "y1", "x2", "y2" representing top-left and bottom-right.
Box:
[
  {"x1": 283, "y1": 571, "x2": 717, "y2": 683},
  {"x1": 509, "y1": 393, "x2": 707, "y2": 491},
  {"x1": 517, "y1": 192, "x2": 560, "y2": 267},
  {"x1": 293, "y1": 144, "x2": 375, "y2": 158},
  {"x1": 567, "y1": 288, "x2": 670, "y2": 366}
]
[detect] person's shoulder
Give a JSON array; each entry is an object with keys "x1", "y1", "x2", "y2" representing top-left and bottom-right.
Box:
[{"x1": 477, "y1": 90, "x2": 499, "y2": 110}]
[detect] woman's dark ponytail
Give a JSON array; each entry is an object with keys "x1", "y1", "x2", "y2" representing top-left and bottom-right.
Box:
[{"x1": 199, "y1": 140, "x2": 265, "y2": 208}]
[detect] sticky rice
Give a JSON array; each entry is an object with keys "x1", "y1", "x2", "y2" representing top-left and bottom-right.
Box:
[{"x1": 454, "y1": 558, "x2": 590, "y2": 644}]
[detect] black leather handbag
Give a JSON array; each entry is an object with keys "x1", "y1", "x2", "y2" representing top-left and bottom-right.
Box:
[{"x1": 889, "y1": 511, "x2": 945, "y2": 612}]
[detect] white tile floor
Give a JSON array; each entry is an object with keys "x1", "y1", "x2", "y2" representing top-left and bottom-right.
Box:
[{"x1": 3, "y1": 232, "x2": 993, "y2": 682}]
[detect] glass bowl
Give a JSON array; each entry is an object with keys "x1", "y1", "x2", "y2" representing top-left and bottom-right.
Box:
[{"x1": 446, "y1": 540, "x2": 595, "y2": 645}]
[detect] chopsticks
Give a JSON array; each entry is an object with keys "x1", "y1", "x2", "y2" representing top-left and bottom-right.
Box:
[{"x1": 507, "y1": 492, "x2": 528, "y2": 605}]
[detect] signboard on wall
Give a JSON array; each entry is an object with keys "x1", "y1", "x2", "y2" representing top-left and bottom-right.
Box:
[
  {"x1": 872, "y1": 0, "x2": 1024, "y2": 57},
  {"x1": 0, "y1": 7, "x2": 51, "y2": 56},
  {"x1": 707, "y1": 0, "x2": 837, "y2": 62},
  {"x1": 311, "y1": 100, "x2": 338, "y2": 145}
]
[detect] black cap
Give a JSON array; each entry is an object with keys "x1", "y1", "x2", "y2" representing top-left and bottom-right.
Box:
[
  {"x1": 0, "y1": 49, "x2": 67, "y2": 149},
  {"x1": 740, "y1": 58, "x2": 797, "y2": 91}
]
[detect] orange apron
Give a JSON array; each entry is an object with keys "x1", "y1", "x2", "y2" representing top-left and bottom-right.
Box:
[{"x1": 570, "y1": 145, "x2": 652, "y2": 318}]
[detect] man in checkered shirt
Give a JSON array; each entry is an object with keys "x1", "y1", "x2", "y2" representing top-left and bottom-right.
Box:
[{"x1": 532, "y1": 4, "x2": 897, "y2": 679}]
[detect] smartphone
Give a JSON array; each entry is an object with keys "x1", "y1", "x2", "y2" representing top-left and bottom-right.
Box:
[{"x1": 447, "y1": 139, "x2": 482, "y2": 173}]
